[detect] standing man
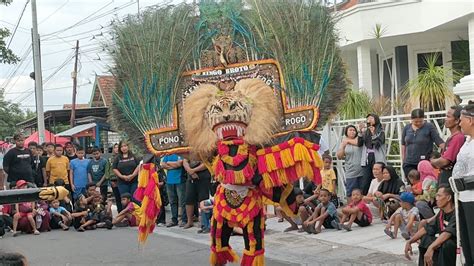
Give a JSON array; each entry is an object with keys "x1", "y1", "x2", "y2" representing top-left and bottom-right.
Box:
[
  {"x1": 64, "y1": 142, "x2": 77, "y2": 161},
  {"x1": 451, "y1": 102, "x2": 474, "y2": 265},
  {"x1": 69, "y1": 147, "x2": 91, "y2": 200},
  {"x1": 431, "y1": 106, "x2": 465, "y2": 185},
  {"x1": 2, "y1": 133, "x2": 33, "y2": 186},
  {"x1": 161, "y1": 154, "x2": 185, "y2": 227},
  {"x1": 46, "y1": 145, "x2": 71, "y2": 190},
  {"x1": 28, "y1": 142, "x2": 47, "y2": 187},
  {"x1": 88, "y1": 148, "x2": 110, "y2": 203}
]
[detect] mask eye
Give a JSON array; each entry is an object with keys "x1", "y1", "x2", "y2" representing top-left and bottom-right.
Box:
[
  {"x1": 213, "y1": 106, "x2": 222, "y2": 113},
  {"x1": 229, "y1": 102, "x2": 237, "y2": 111}
]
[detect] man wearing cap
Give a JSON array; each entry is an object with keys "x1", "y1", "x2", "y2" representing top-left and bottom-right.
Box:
[
  {"x1": 404, "y1": 185, "x2": 456, "y2": 266},
  {"x1": 2, "y1": 133, "x2": 33, "y2": 187}
]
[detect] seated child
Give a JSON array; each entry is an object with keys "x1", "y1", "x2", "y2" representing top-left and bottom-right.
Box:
[
  {"x1": 198, "y1": 197, "x2": 214, "y2": 234},
  {"x1": 71, "y1": 195, "x2": 89, "y2": 231},
  {"x1": 53, "y1": 179, "x2": 74, "y2": 212},
  {"x1": 0, "y1": 204, "x2": 13, "y2": 238},
  {"x1": 303, "y1": 189, "x2": 340, "y2": 234},
  {"x1": 319, "y1": 155, "x2": 339, "y2": 207},
  {"x1": 384, "y1": 192, "x2": 419, "y2": 240},
  {"x1": 277, "y1": 188, "x2": 310, "y2": 232},
  {"x1": 407, "y1": 170, "x2": 422, "y2": 197},
  {"x1": 340, "y1": 189, "x2": 373, "y2": 231},
  {"x1": 49, "y1": 199, "x2": 72, "y2": 230},
  {"x1": 88, "y1": 192, "x2": 113, "y2": 229},
  {"x1": 112, "y1": 193, "x2": 141, "y2": 227},
  {"x1": 12, "y1": 180, "x2": 40, "y2": 236},
  {"x1": 408, "y1": 168, "x2": 436, "y2": 219}
]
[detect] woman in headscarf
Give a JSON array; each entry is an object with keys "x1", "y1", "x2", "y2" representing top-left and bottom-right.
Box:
[
  {"x1": 374, "y1": 165, "x2": 405, "y2": 220},
  {"x1": 359, "y1": 114, "x2": 386, "y2": 195},
  {"x1": 412, "y1": 160, "x2": 438, "y2": 219}
]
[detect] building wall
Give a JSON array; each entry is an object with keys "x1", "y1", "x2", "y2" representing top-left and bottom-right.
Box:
[
  {"x1": 340, "y1": 29, "x2": 468, "y2": 97},
  {"x1": 336, "y1": 0, "x2": 473, "y2": 48}
]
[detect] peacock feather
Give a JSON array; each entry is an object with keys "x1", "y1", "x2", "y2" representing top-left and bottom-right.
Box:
[
  {"x1": 244, "y1": 0, "x2": 349, "y2": 127},
  {"x1": 109, "y1": 0, "x2": 348, "y2": 149},
  {"x1": 110, "y1": 4, "x2": 198, "y2": 147}
]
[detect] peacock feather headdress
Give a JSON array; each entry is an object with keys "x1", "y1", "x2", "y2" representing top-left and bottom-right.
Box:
[{"x1": 110, "y1": 0, "x2": 348, "y2": 154}]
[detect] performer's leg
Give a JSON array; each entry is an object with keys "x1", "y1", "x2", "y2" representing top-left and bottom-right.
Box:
[
  {"x1": 210, "y1": 217, "x2": 238, "y2": 266},
  {"x1": 241, "y1": 212, "x2": 265, "y2": 266}
]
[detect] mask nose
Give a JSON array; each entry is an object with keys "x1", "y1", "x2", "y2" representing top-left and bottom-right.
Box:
[{"x1": 224, "y1": 115, "x2": 230, "y2": 121}]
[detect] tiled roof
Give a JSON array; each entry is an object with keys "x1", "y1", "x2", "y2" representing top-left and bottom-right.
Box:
[{"x1": 97, "y1": 75, "x2": 116, "y2": 107}]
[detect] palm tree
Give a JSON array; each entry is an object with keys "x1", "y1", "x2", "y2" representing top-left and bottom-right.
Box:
[{"x1": 404, "y1": 53, "x2": 458, "y2": 111}]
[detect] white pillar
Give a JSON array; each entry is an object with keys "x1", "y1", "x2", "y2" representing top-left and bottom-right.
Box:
[
  {"x1": 453, "y1": 15, "x2": 474, "y2": 105},
  {"x1": 357, "y1": 43, "x2": 373, "y2": 97}
]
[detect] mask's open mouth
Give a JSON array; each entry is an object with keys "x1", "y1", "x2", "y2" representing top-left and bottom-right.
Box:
[{"x1": 213, "y1": 122, "x2": 247, "y2": 140}]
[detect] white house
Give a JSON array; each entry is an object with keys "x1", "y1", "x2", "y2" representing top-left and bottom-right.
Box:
[{"x1": 335, "y1": 0, "x2": 474, "y2": 104}]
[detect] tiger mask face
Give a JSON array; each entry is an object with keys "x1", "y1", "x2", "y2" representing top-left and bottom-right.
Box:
[
  {"x1": 206, "y1": 91, "x2": 251, "y2": 140},
  {"x1": 183, "y1": 78, "x2": 279, "y2": 158}
]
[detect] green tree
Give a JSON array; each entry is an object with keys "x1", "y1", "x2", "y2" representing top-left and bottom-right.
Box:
[
  {"x1": 0, "y1": 88, "x2": 26, "y2": 139},
  {"x1": 1, "y1": 0, "x2": 20, "y2": 64}
]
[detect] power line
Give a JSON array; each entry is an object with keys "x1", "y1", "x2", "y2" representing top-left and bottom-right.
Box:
[
  {"x1": 6, "y1": 0, "x2": 30, "y2": 49},
  {"x1": 42, "y1": 1, "x2": 136, "y2": 38},
  {"x1": 38, "y1": 0, "x2": 69, "y2": 25}
]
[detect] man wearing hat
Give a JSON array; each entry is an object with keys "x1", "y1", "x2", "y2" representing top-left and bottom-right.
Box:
[{"x1": 2, "y1": 133, "x2": 33, "y2": 187}]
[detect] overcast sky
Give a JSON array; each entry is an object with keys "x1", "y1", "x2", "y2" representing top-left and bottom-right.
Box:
[{"x1": 0, "y1": 0, "x2": 185, "y2": 111}]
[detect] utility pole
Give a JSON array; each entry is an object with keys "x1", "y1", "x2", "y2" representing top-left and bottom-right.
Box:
[
  {"x1": 70, "y1": 40, "x2": 79, "y2": 127},
  {"x1": 31, "y1": 0, "x2": 45, "y2": 143}
]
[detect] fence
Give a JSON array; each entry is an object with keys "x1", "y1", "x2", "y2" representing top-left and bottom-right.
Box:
[{"x1": 324, "y1": 110, "x2": 447, "y2": 196}]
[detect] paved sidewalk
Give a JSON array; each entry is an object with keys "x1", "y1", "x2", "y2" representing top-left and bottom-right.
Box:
[{"x1": 153, "y1": 214, "x2": 418, "y2": 266}]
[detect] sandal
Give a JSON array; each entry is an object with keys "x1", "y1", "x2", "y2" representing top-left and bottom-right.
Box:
[
  {"x1": 342, "y1": 224, "x2": 352, "y2": 231},
  {"x1": 277, "y1": 218, "x2": 284, "y2": 223},
  {"x1": 33, "y1": 230, "x2": 40, "y2": 235},
  {"x1": 384, "y1": 228, "x2": 395, "y2": 239},
  {"x1": 12, "y1": 231, "x2": 19, "y2": 237}
]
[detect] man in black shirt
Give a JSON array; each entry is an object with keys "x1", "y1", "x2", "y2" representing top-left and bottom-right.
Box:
[
  {"x1": 28, "y1": 142, "x2": 47, "y2": 187},
  {"x1": 405, "y1": 185, "x2": 456, "y2": 266},
  {"x1": 2, "y1": 133, "x2": 33, "y2": 185}
]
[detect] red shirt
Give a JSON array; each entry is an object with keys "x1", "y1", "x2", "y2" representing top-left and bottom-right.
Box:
[
  {"x1": 441, "y1": 131, "x2": 465, "y2": 164},
  {"x1": 349, "y1": 200, "x2": 373, "y2": 223}
]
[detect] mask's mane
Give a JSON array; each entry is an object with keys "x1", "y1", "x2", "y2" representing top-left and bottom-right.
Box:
[{"x1": 183, "y1": 78, "x2": 279, "y2": 158}]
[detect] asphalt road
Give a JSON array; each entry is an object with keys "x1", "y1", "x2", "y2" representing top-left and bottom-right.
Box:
[{"x1": 1, "y1": 228, "x2": 294, "y2": 266}]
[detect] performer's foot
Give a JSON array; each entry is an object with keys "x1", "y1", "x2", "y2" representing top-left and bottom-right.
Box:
[{"x1": 283, "y1": 225, "x2": 298, "y2": 232}]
